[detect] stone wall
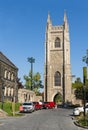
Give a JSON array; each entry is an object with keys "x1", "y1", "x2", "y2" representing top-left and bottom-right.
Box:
[
  {"x1": 71, "y1": 89, "x2": 83, "y2": 106},
  {"x1": 18, "y1": 88, "x2": 42, "y2": 103}
]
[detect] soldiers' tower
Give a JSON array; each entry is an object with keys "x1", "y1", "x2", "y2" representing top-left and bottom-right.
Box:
[{"x1": 44, "y1": 12, "x2": 72, "y2": 104}]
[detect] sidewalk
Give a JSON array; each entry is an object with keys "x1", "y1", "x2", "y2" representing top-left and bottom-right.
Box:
[{"x1": 0, "y1": 109, "x2": 8, "y2": 118}]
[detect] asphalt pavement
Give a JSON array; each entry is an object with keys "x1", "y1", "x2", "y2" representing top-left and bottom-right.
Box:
[{"x1": 0, "y1": 108, "x2": 87, "y2": 130}]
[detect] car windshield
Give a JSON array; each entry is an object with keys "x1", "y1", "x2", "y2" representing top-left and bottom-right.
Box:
[
  {"x1": 32, "y1": 102, "x2": 38, "y2": 104},
  {"x1": 43, "y1": 102, "x2": 49, "y2": 104},
  {"x1": 23, "y1": 103, "x2": 32, "y2": 105}
]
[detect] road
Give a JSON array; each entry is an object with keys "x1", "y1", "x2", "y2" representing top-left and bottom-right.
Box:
[{"x1": 0, "y1": 108, "x2": 87, "y2": 130}]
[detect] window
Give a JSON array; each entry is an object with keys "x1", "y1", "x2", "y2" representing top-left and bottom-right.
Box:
[
  {"x1": 8, "y1": 72, "x2": 11, "y2": 80},
  {"x1": 54, "y1": 71, "x2": 61, "y2": 86},
  {"x1": 11, "y1": 73, "x2": 14, "y2": 81},
  {"x1": 4, "y1": 70, "x2": 7, "y2": 79},
  {"x1": 6, "y1": 88, "x2": 8, "y2": 96},
  {"x1": 11, "y1": 88, "x2": 13, "y2": 96},
  {"x1": 55, "y1": 37, "x2": 60, "y2": 48},
  {"x1": 29, "y1": 95, "x2": 30, "y2": 100}
]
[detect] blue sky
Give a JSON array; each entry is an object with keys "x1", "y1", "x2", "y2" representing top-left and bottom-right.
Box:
[{"x1": 0, "y1": 0, "x2": 88, "y2": 84}]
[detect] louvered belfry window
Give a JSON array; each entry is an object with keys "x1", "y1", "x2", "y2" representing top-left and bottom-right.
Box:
[
  {"x1": 55, "y1": 37, "x2": 60, "y2": 48},
  {"x1": 54, "y1": 71, "x2": 61, "y2": 86}
]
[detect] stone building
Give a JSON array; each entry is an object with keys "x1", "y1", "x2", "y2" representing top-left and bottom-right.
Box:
[
  {"x1": 18, "y1": 88, "x2": 35, "y2": 103},
  {"x1": 44, "y1": 12, "x2": 72, "y2": 104},
  {"x1": 18, "y1": 88, "x2": 43, "y2": 103},
  {"x1": 0, "y1": 52, "x2": 18, "y2": 102}
]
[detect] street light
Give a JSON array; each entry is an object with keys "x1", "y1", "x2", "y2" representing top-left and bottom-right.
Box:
[
  {"x1": 28, "y1": 57, "x2": 35, "y2": 90},
  {"x1": 83, "y1": 49, "x2": 88, "y2": 79},
  {"x1": 82, "y1": 49, "x2": 88, "y2": 118}
]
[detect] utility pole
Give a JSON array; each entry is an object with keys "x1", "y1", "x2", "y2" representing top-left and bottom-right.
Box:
[
  {"x1": 62, "y1": 23, "x2": 65, "y2": 106},
  {"x1": 82, "y1": 49, "x2": 88, "y2": 119},
  {"x1": 83, "y1": 49, "x2": 88, "y2": 79},
  {"x1": 28, "y1": 57, "x2": 35, "y2": 90}
]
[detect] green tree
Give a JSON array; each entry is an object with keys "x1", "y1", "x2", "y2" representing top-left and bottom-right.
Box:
[
  {"x1": 83, "y1": 67, "x2": 88, "y2": 102},
  {"x1": 24, "y1": 71, "x2": 43, "y2": 95},
  {"x1": 72, "y1": 77, "x2": 83, "y2": 89},
  {"x1": 72, "y1": 77, "x2": 83, "y2": 100},
  {"x1": 72, "y1": 75, "x2": 88, "y2": 101},
  {"x1": 24, "y1": 71, "x2": 32, "y2": 90}
]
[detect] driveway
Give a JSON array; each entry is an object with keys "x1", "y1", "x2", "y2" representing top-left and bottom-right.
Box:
[{"x1": 0, "y1": 108, "x2": 87, "y2": 130}]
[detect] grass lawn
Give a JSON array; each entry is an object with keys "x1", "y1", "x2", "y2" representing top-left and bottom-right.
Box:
[
  {"x1": 75, "y1": 113, "x2": 88, "y2": 127},
  {"x1": 0, "y1": 102, "x2": 23, "y2": 116}
]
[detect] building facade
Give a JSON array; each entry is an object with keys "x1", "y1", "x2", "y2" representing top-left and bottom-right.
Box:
[
  {"x1": 18, "y1": 88, "x2": 43, "y2": 103},
  {"x1": 0, "y1": 52, "x2": 18, "y2": 102},
  {"x1": 18, "y1": 88, "x2": 35, "y2": 103},
  {"x1": 44, "y1": 13, "x2": 72, "y2": 104}
]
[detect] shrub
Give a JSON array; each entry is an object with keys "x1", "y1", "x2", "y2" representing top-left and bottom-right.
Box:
[
  {"x1": 78, "y1": 117, "x2": 88, "y2": 126},
  {"x1": 77, "y1": 113, "x2": 88, "y2": 127}
]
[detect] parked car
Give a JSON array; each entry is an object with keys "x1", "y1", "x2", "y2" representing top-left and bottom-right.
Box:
[
  {"x1": 73, "y1": 103, "x2": 88, "y2": 116},
  {"x1": 42, "y1": 101, "x2": 55, "y2": 109},
  {"x1": 32, "y1": 101, "x2": 42, "y2": 110},
  {"x1": 49, "y1": 101, "x2": 56, "y2": 108},
  {"x1": 19, "y1": 102, "x2": 35, "y2": 113}
]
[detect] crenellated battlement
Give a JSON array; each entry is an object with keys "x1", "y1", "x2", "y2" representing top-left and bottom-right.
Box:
[{"x1": 51, "y1": 26, "x2": 63, "y2": 31}]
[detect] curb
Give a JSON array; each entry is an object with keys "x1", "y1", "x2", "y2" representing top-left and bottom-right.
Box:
[{"x1": 74, "y1": 121, "x2": 88, "y2": 129}]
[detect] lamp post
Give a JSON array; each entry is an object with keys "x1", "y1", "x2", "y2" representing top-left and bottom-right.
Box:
[
  {"x1": 28, "y1": 57, "x2": 35, "y2": 90},
  {"x1": 82, "y1": 49, "x2": 88, "y2": 118},
  {"x1": 62, "y1": 23, "x2": 65, "y2": 106},
  {"x1": 83, "y1": 49, "x2": 88, "y2": 75},
  {"x1": 1, "y1": 85, "x2": 5, "y2": 110}
]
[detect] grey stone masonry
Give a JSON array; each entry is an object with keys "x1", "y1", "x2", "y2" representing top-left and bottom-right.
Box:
[{"x1": 44, "y1": 12, "x2": 72, "y2": 103}]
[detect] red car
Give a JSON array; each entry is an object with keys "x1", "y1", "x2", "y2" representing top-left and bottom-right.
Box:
[
  {"x1": 49, "y1": 101, "x2": 56, "y2": 108},
  {"x1": 32, "y1": 101, "x2": 42, "y2": 110},
  {"x1": 42, "y1": 101, "x2": 55, "y2": 109}
]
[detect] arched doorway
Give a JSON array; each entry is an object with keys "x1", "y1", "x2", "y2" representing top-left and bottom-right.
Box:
[{"x1": 53, "y1": 93, "x2": 62, "y2": 104}]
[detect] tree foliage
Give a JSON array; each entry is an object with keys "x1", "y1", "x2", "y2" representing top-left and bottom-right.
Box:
[
  {"x1": 72, "y1": 76, "x2": 88, "y2": 101},
  {"x1": 24, "y1": 71, "x2": 43, "y2": 95},
  {"x1": 72, "y1": 77, "x2": 83, "y2": 89},
  {"x1": 72, "y1": 77, "x2": 83, "y2": 99}
]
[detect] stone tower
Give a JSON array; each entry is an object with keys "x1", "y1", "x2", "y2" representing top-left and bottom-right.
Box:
[{"x1": 44, "y1": 12, "x2": 72, "y2": 104}]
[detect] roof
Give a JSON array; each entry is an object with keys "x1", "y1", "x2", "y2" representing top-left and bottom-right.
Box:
[{"x1": 0, "y1": 51, "x2": 18, "y2": 69}]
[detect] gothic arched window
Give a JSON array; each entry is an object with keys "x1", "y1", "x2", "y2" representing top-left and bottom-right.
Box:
[
  {"x1": 55, "y1": 37, "x2": 61, "y2": 48},
  {"x1": 54, "y1": 71, "x2": 61, "y2": 86}
]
